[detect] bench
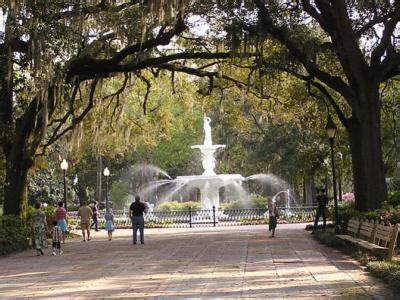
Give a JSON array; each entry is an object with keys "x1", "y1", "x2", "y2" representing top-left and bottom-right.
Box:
[
  {"x1": 336, "y1": 218, "x2": 360, "y2": 244},
  {"x1": 336, "y1": 218, "x2": 399, "y2": 261}
]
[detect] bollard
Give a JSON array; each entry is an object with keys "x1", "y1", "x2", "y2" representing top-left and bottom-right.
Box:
[{"x1": 213, "y1": 206, "x2": 216, "y2": 227}]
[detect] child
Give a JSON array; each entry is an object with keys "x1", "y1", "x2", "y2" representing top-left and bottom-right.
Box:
[
  {"x1": 267, "y1": 198, "x2": 278, "y2": 238},
  {"x1": 52, "y1": 220, "x2": 63, "y2": 255},
  {"x1": 104, "y1": 208, "x2": 114, "y2": 241}
]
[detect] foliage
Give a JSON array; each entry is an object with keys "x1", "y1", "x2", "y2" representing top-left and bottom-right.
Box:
[
  {"x1": 366, "y1": 261, "x2": 400, "y2": 291},
  {"x1": 250, "y1": 195, "x2": 269, "y2": 209},
  {"x1": 328, "y1": 201, "x2": 359, "y2": 231},
  {"x1": 373, "y1": 205, "x2": 400, "y2": 225},
  {"x1": 155, "y1": 201, "x2": 201, "y2": 212},
  {"x1": 312, "y1": 229, "x2": 347, "y2": 248},
  {"x1": 28, "y1": 158, "x2": 64, "y2": 206},
  {"x1": 0, "y1": 216, "x2": 30, "y2": 256},
  {"x1": 220, "y1": 195, "x2": 268, "y2": 209},
  {"x1": 110, "y1": 180, "x2": 129, "y2": 209},
  {"x1": 387, "y1": 191, "x2": 400, "y2": 208}
]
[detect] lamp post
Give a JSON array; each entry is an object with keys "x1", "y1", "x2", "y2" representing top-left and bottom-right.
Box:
[
  {"x1": 338, "y1": 152, "x2": 343, "y2": 202},
  {"x1": 60, "y1": 159, "x2": 69, "y2": 210},
  {"x1": 326, "y1": 115, "x2": 339, "y2": 233},
  {"x1": 103, "y1": 167, "x2": 110, "y2": 210}
]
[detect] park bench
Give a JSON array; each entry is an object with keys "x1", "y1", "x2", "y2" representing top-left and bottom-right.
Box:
[{"x1": 336, "y1": 218, "x2": 399, "y2": 261}]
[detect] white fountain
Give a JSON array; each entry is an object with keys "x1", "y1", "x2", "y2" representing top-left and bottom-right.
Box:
[
  {"x1": 175, "y1": 114, "x2": 244, "y2": 211},
  {"x1": 130, "y1": 115, "x2": 297, "y2": 212}
]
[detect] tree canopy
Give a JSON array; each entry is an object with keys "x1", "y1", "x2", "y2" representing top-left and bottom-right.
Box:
[{"x1": 1, "y1": 0, "x2": 400, "y2": 215}]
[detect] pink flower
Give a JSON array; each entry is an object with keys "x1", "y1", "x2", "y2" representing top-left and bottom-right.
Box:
[{"x1": 342, "y1": 192, "x2": 355, "y2": 202}]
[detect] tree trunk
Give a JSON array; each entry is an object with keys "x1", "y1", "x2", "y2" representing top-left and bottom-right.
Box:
[
  {"x1": 3, "y1": 152, "x2": 33, "y2": 217},
  {"x1": 95, "y1": 153, "x2": 102, "y2": 203},
  {"x1": 348, "y1": 92, "x2": 387, "y2": 211},
  {"x1": 304, "y1": 176, "x2": 316, "y2": 205},
  {"x1": 77, "y1": 184, "x2": 88, "y2": 206}
]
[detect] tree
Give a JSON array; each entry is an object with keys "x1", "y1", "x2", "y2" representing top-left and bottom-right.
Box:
[
  {"x1": 207, "y1": 0, "x2": 400, "y2": 211},
  {"x1": 0, "y1": 1, "x2": 250, "y2": 216}
]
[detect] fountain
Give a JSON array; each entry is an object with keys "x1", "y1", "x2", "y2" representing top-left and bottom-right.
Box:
[
  {"x1": 176, "y1": 114, "x2": 245, "y2": 211},
  {"x1": 130, "y1": 114, "x2": 297, "y2": 212}
]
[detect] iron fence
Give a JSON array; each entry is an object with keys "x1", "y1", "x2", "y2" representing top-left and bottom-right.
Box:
[{"x1": 67, "y1": 206, "x2": 317, "y2": 229}]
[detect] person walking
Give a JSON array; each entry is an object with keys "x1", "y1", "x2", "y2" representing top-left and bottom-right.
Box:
[
  {"x1": 90, "y1": 201, "x2": 99, "y2": 231},
  {"x1": 55, "y1": 201, "x2": 68, "y2": 243},
  {"x1": 129, "y1": 195, "x2": 147, "y2": 244},
  {"x1": 31, "y1": 202, "x2": 48, "y2": 256},
  {"x1": 78, "y1": 201, "x2": 93, "y2": 241},
  {"x1": 104, "y1": 208, "x2": 114, "y2": 241},
  {"x1": 267, "y1": 198, "x2": 278, "y2": 238},
  {"x1": 51, "y1": 220, "x2": 63, "y2": 255},
  {"x1": 312, "y1": 188, "x2": 329, "y2": 233}
]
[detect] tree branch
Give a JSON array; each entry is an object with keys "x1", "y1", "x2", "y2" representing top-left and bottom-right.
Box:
[
  {"x1": 67, "y1": 51, "x2": 255, "y2": 81},
  {"x1": 40, "y1": 78, "x2": 99, "y2": 152},
  {"x1": 253, "y1": 0, "x2": 355, "y2": 101},
  {"x1": 371, "y1": 3, "x2": 400, "y2": 68}
]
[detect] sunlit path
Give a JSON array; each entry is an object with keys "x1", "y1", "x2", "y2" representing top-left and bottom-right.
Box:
[{"x1": 0, "y1": 224, "x2": 394, "y2": 298}]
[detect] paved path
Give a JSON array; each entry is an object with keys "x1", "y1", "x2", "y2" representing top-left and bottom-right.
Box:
[{"x1": 0, "y1": 224, "x2": 395, "y2": 298}]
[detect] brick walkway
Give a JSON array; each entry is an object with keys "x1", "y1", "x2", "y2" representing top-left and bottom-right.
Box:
[{"x1": 0, "y1": 224, "x2": 394, "y2": 298}]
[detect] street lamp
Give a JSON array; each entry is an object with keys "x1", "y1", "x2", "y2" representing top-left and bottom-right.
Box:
[
  {"x1": 325, "y1": 115, "x2": 339, "y2": 233},
  {"x1": 60, "y1": 159, "x2": 69, "y2": 210},
  {"x1": 103, "y1": 167, "x2": 110, "y2": 210},
  {"x1": 338, "y1": 152, "x2": 343, "y2": 202}
]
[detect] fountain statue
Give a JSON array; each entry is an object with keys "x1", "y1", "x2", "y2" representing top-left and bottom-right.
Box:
[{"x1": 190, "y1": 114, "x2": 225, "y2": 176}]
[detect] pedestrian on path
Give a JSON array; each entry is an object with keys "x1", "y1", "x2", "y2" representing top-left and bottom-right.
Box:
[
  {"x1": 78, "y1": 201, "x2": 93, "y2": 242},
  {"x1": 55, "y1": 201, "x2": 67, "y2": 243},
  {"x1": 267, "y1": 198, "x2": 278, "y2": 237},
  {"x1": 90, "y1": 201, "x2": 99, "y2": 231},
  {"x1": 30, "y1": 202, "x2": 48, "y2": 256},
  {"x1": 104, "y1": 208, "x2": 114, "y2": 241},
  {"x1": 312, "y1": 188, "x2": 328, "y2": 234},
  {"x1": 129, "y1": 195, "x2": 147, "y2": 244},
  {"x1": 51, "y1": 220, "x2": 63, "y2": 255}
]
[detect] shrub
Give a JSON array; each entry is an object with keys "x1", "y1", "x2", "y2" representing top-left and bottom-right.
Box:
[
  {"x1": 373, "y1": 205, "x2": 400, "y2": 225},
  {"x1": 67, "y1": 205, "x2": 80, "y2": 211},
  {"x1": 249, "y1": 195, "x2": 269, "y2": 209},
  {"x1": 366, "y1": 261, "x2": 400, "y2": 291},
  {"x1": 0, "y1": 215, "x2": 30, "y2": 256},
  {"x1": 388, "y1": 191, "x2": 400, "y2": 207},
  {"x1": 312, "y1": 230, "x2": 347, "y2": 248},
  {"x1": 220, "y1": 201, "x2": 248, "y2": 209},
  {"x1": 329, "y1": 201, "x2": 359, "y2": 231},
  {"x1": 155, "y1": 201, "x2": 200, "y2": 212}
]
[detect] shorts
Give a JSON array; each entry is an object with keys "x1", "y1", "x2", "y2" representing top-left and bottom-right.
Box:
[
  {"x1": 57, "y1": 219, "x2": 68, "y2": 232},
  {"x1": 81, "y1": 222, "x2": 90, "y2": 230},
  {"x1": 52, "y1": 242, "x2": 61, "y2": 249}
]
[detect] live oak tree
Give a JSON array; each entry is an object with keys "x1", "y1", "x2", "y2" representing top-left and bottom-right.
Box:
[
  {"x1": 206, "y1": 0, "x2": 400, "y2": 211},
  {"x1": 0, "y1": 0, "x2": 250, "y2": 216},
  {"x1": 2, "y1": 0, "x2": 398, "y2": 216}
]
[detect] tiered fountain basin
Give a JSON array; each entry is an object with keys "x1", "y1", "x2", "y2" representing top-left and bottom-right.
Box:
[{"x1": 175, "y1": 174, "x2": 245, "y2": 211}]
